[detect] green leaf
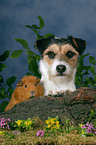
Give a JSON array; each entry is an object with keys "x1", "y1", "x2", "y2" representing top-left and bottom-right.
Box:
[
  {"x1": 38, "y1": 16, "x2": 44, "y2": 30},
  {"x1": 0, "y1": 101, "x2": 9, "y2": 112},
  {"x1": 0, "y1": 88, "x2": 6, "y2": 97},
  {"x1": 93, "y1": 74, "x2": 96, "y2": 82},
  {"x1": 43, "y1": 33, "x2": 55, "y2": 38},
  {"x1": 11, "y1": 49, "x2": 23, "y2": 58},
  {"x1": 28, "y1": 58, "x2": 40, "y2": 77},
  {"x1": 6, "y1": 76, "x2": 17, "y2": 87},
  {"x1": 25, "y1": 25, "x2": 32, "y2": 29},
  {"x1": 90, "y1": 66, "x2": 95, "y2": 73},
  {"x1": 0, "y1": 75, "x2": 4, "y2": 83},
  {"x1": 26, "y1": 50, "x2": 35, "y2": 56},
  {"x1": 0, "y1": 63, "x2": 7, "y2": 72},
  {"x1": 15, "y1": 38, "x2": 29, "y2": 49},
  {"x1": 26, "y1": 72, "x2": 33, "y2": 76},
  {"x1": 89, "y1": 56, "x2": 96, "y2": 65},
  {"x1": 7, "y1": 87, "x2": 14, "y2": 98},
  {"x1": 32, "y1": 24, "x2": 39, "y2": 29},
  {"x1": 0, "y1": 50, "x2": 11, "y2": 62}
]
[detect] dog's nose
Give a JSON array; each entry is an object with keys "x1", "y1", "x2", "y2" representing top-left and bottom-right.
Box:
[{"x1": 56, "y1": 65, "x2": 66, "y2": 73}]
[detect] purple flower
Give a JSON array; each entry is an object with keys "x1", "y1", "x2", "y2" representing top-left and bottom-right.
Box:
[
  {"x1": 80, "y1": 122, "x2": 96, "y2": 135},
  {"x1": 0, "y1": 117, "x2": 11, "y2": 130},
  {"x1": 37, "y1": 130, "x2": 45, "y2": 137}
]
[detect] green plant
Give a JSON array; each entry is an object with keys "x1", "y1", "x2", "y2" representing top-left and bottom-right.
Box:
[
  {"x1": 0, "y1": 51, "x2": 17, "y2": 112},
  {"x1": 45, "y1": 116, "x2": 60, "y2": 132},
  {"x1": 11, "y1": 118, "x2": 35, "y2": 132},
  {"x1": 75, "y1": 53, "x2": 96, "y2": 89},
  {"x1": 11, "y1": 16, "x2": 54, "y2": 78}
]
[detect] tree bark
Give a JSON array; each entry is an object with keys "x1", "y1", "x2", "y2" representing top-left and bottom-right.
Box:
[{"x1": 0, "y1": 87, "x2": 96, "y2": 125}]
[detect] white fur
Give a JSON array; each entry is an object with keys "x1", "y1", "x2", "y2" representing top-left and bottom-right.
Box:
[{"x1": 39, "y1": 59, "x2": 77, "y2": 96}]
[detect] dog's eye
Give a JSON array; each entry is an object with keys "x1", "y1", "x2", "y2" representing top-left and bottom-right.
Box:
[
  {"x1": 66, "y1": 51, "x2": 75, "y2": 58},
  {"x1": 47, "y1": 51, "x2": 55, "y2": 59},
  {"x1": 25, "y1": 85, "x2": 27, "y2": 88}
]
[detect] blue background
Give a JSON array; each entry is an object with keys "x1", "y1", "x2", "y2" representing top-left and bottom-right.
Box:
[{"x1": 0, "y1": 0, "x2": 96, "y2": 96}]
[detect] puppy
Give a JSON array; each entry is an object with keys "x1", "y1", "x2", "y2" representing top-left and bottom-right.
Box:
[{"x1": 36, "y1": 36, "x2": 86, "y2": 96}]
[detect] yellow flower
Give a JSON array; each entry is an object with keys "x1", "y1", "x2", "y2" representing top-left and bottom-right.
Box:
[
  {"x1": 79, "y1": 124, "x2": 83, "y2": 127},
  {"x1": 50, "y1": 119, "x2": 55, "y2": 125},
  {"x1": 45, "y1": 120, "x2": 49, "y2": 124},
  {"x1": 0, "y1": 131, "x2": 3, "y2": 134},
  {"x1": 28, "y1": 121, "x2": 32, "y2": 125},
  {"x1": 16, "y1": 120, "x2": 22, "y2": 126},
  {"x1": 25, "y1": 122, "x2": 28, "y2": 125},
  {"x1": 82, "y1": 131, "x2": 85, "y2": 135}
]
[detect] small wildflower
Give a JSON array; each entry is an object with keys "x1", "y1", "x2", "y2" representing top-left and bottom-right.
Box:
[
  {"x1": 79, "y1": 122, "x2": 96, "y2": 136},
  {"x1": 45, "y1": 116, "x2": 60, "y2": 131},
  {"x1": 0, "y1": 131, "x2": 3, "y2": 134},
  {"x1": 37, "y1": 130, "x2": 45, "y2": 137},
  {"x1": 0, "y1": 117, "x2": 11, "y2": 130},
  {"x1": 16, "y1": 120, "x2": 22, "y2": 126}
]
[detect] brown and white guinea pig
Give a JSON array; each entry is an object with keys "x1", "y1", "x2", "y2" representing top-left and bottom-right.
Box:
[{"x1": 5, "y1": 76, "x2": 44, "y2": 111}]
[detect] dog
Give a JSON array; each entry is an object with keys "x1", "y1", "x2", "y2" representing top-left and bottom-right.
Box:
[{"x1": 36, "y1": 36, "x2": 86, "y2": 96}]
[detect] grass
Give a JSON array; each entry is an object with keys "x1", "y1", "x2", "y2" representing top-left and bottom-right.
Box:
[
  {"x1": 0, "y1": 117, "x2": 96, "y2": 145},
  {"x1": 0, "y1": 130, "x2": 96, "y2": 145}
]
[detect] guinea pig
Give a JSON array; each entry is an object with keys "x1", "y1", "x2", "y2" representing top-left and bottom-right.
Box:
[{"x1": 5, "y1": 75, "x2": 44, "y2": 111}]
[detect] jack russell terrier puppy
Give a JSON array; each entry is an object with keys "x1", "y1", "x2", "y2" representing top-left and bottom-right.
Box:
[{"x1": 36, "y1": 36, "x2": 86, "y2": 96}]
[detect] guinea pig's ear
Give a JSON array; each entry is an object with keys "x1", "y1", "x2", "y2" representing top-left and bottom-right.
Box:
[
  {"x1": 17, "y1": 80, "x2": 23, "y2": 87},
  {"x1": 36, "y1": 77, "x2": 40, "y2": 84}
]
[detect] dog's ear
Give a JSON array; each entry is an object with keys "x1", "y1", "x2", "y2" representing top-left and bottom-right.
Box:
[
  {"x1": 35, "y1": 36, "x2": 54, "y2": 54},
  {"x1": 68, "y1": 36, "x2": 87, "y2": 55}
]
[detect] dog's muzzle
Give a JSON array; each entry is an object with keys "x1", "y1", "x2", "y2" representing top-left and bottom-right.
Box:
[{"x1": 56, "y1": 65, "x2": 66, "y2": 74}]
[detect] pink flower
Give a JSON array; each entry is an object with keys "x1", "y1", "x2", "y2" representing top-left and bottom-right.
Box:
[
  {"x1": 37, "y1": 130, "x2": 45, "y2": 137},
  {"x1": 0, "y1": 117, "x2": 11, "y2": 130}
]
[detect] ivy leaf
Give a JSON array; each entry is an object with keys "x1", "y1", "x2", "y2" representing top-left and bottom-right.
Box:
[
  {"x1": 38, "y1": 16, "x2": 44, "y2": 30},
  {"x1": 15, "y1": 38, "x2": 29, "y2": 49},
  {"x1": 93, "y1": 74, "x2": 96, "y2": 82},
  {"x1": 0, "y1": 75, "x2": 4, "y2": 83},
  {"x1": 89, "y1": 56, "x2": 96, "y2": 65},
  {"x1": 90, "y1": 66, "x2": 95, "y2": 73},
  {"x1": 6, "y1": 76, "x2": 17, "y2": 87},
  {"x1": 28, "y1": 58, "x2": 40, "y2": 78},
  {"x1": 32, "y1": 24, "x2": 39, "y2": 29},
  {"x1": 0, "y1": 88, "x2": 6, "y2": 97},
  {"x1": 0, "y1": 63, "x2": 7, "y2": 72},
  {"x1": 0, "y1": 101, "x2": 9, "y2": 112},
  {"x1": 11, "y1": 50, "x2": 23, "y2": 58},
  {"x1": 43, "y1": 33, "x2": 55, "y2": 38},
  {"x1": 0, "y1": 50, "x2": 11, "y2": 62}
]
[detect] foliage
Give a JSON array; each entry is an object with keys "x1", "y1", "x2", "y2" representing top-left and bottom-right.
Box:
[
  {"x1": 10, "y1": 118, "x2": 35, "y2": 132},
  {"x1": 75, "y1": 53, "x2": 96, "y2": 89},
  {"x1": 0, "y1": 115, "x2": 96, "y2": 143},
  {"x1": 79, "y1": 122, "x2": 96, "y2": 137},
  {"x1": 0, "y1": 15, "x2": 96, "y2": 112},
  {"x1": 45, "y1": 116, "x2": 60, "y2": 133},
  {"x1": 0, "y1": 50, "x2": 17, "y2": 112}
]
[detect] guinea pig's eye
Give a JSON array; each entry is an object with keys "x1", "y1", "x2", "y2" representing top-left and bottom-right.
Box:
[
  {"x1": 46, "y1": 51, "x2": 55, "y2": 59},
  {"x1": 35, "y1": 84, "x2": 37, "y2": 86},
  {"x1": 66, "y1": 51, "x2": 76, "y2": 58},
  {"x1": 25, "y1": 84, "x2": 27, "y2": 88}
]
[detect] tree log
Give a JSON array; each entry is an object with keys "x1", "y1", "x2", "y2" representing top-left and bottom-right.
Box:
[{"x1": 0, "y1": 87, "x2": 96, "y2": 125}]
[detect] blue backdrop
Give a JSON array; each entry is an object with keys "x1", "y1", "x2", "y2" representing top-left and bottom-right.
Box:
[{"x1": 0, "y1": 0, "x2": 96, "y2": 94}]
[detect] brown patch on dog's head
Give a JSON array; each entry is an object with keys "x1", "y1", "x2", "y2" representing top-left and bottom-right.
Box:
[
  {"x1": 42, "y1": 43, "x2": 79, "y2": 68},
  {"x1": 35, "y1": 35, "x2": 87, "y2": 56}
]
